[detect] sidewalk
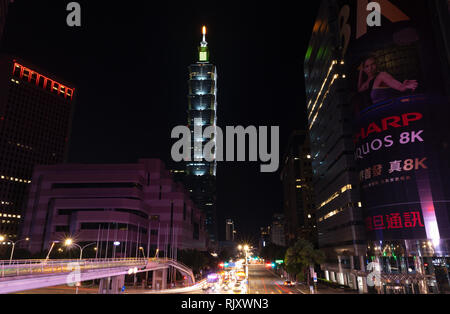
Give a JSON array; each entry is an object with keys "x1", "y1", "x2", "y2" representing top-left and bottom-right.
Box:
[
  {"x1": 296, "y1": 282, "x2": 359, "y2": 294},
  {"x1": 269, "y1": 269, "x2": 358, "y2": 294}
]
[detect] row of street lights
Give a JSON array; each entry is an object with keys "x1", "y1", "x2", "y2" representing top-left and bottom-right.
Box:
[
  {"x1": 2, "y1": 235, "x2": 149, "y2": 261},
  {"x1": 238, "y1": 244, "x2": 250, "y2": 277},
  {"x1": 0, "y1": 235, "x2": 30, "y2": 264},
  {"x1": 46, "y1": 239, "x2": 147, "y2": 260}
]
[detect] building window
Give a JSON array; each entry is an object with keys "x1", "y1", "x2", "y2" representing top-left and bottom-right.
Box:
[{"x1": 55, "y1": 225, "x2": 69, "y2": 232}]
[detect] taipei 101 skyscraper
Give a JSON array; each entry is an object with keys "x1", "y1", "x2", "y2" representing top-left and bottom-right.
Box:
[{"x1": 185, "y1": 26, "x2": 218, "y2": 249}]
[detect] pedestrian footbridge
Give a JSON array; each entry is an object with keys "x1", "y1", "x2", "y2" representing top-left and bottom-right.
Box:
[{"x1": 0, "y1": 258, "x2": 195, "y2": 294}]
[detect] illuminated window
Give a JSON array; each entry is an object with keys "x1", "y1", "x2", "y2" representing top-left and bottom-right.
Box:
[{"x1": 318, "y1": 185, "x2": 353, "y2": 209}]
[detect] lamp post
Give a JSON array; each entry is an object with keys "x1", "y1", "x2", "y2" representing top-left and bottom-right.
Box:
[
  {"x1": 45, "y1": 241, "x2": 60, "y2": 261},
  {"x1": 139, "y1": 246, "x2": 145, "y2": 258},
  {"x1": 9, "y1": 237, "x2": 30, "y2": 264},
  {"x1": 113, "y1": 241, "x2": 120, "y2": 259},
  {"x1": 243, "y1": 245, "x2": 249, "y2": 278},
  {"x1": 238, "y1": 244, "x2": 250, "y2": 278},
  {"x1": 64, "y1": 238, "x2": 96, "y2": 260}
]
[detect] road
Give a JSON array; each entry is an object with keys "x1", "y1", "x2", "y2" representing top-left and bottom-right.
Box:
[
  {"x1": 14, "y1": 264, "x2": 306, "y2": 295},
  {"x1": 247, "y1": 264, "x2": 305, "y2": 294}
]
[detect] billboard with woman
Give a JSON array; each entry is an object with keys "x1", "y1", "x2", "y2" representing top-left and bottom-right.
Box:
[{"x1": 340, "y1": 0, "x2": 450, "y2": 244}]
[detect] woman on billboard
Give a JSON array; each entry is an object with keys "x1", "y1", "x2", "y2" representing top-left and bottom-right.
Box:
[{"x1": 358, "y1": 56, "x2": 419, "y2": 106}]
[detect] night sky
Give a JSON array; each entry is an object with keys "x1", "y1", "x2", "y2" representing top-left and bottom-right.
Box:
[{"x1": 1, "y1": 0, "x2": 320, "y2": 243}]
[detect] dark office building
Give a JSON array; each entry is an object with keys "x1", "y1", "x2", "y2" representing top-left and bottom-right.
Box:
[
  {"x1": 0, "y1": 55, "x2": 75, "y2": 243},
  {"x1": 304, "y1": 1, "x2": 367, "y2": 292},
  {"x1": 270, "y1": 213, "x2": 286, "y2": 247},
  {"x1": 0, "y1": 0, "x2": 10, "y2": 42},
  {"x1": 225, "y1": 219, "x2": 235, "y2": 242},
  {"x1": 258, "y1": 226, "x2": 271, "y2": 252},
  {"x1": 306, "y1": 0, "x2": 450, "y2": 294},
  {"x1": 281, "y1": 131, "x2": 317, "y2": 246},
  {"x1": 184, "y1": 26, "x2": 218, "y2": 249}
]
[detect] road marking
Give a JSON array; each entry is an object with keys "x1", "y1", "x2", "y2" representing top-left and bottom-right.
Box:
[
  {"x1": 262, "y1": 278, "x2": 268, "y2": 294},
  {"x1": 274, "y1": 282, "x2": 291, "y2": 294}
]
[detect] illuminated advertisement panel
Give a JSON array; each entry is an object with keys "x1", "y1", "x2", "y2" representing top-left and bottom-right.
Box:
[{"x1": 339, "y1": 0, "x2": 450, "y2": 243}]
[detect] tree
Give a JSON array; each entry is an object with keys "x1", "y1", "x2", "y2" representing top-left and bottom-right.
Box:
[
  {"x1": 260, "y1": 243, "x2": 287, "y2": 261},
  {"x1": 285, "y1": 239, "x2": 325, "y2": 287},
  {"x1": 178, "y1": 249, "x2": 211, "y2": 274}
]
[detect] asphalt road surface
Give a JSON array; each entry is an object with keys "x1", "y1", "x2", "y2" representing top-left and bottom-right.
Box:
[{"x1": 247, "y1": 264, "x2": 305, "y2": 294}]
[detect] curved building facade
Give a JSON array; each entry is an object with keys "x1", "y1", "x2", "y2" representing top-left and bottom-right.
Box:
[{"x1": 20, "y1": 159, "x2": 208, "y2": 256}]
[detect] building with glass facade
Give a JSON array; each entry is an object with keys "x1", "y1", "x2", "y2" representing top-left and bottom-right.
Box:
[
  {"x1": 281, "y1": 130, "x2": 317, "y2": 247},
  {"x1": 0, "y1": 55, "x2": 75, "y2": 246},
  {"x1": 225, "y1": 219, "x2": 235, "y2": 242},
  {"x1": 184, "y1": 27, "x2": 218, "y2": 249},
  {"x1": 304, "y1": 1, "x2": 367, "y2": 293}
]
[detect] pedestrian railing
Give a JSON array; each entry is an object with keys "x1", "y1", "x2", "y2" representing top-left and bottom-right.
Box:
[{"x1": 0, "y1": 258, "x2": 149, "y2": 278}]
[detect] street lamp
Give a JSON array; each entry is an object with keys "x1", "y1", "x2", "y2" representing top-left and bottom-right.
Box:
[
  {"x1": 64, "y1": 238, "x2": 96, "y2": 260},
  {"x1": 0, "y1": 235, "x2": 5, "y2": 242},
  {"x1": 45, "y1": 240, "x2": 60, "y2": 261},
  {"x1": 139, "y1": 246, "x2": 145, "y2": 258},
  {"x1": 243, "y1": 245, "x2": 249, "y2": 277},
  {"x1": 9, "y1": 237, "x2": 30, "y2": 264},
  {"x1": 113, "y1": 241, "x2": 120, "y2": 259},
  {"x1": 237, "y1": 244, "x2": 250, "y2": 277}
]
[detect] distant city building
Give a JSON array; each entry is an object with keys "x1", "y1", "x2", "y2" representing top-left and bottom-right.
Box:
[
  {"x1": 259, "y1": 226, "x2": 271, "y2": 251},
  {"x1": 225, "y1": 219, "x2": 235, "y2": 242},
  {"x1": 270, "y1": 213, "x2": 286, "y2": 247},
  {"x1": 0, "y1": 55, "x2": 75, "y2": 243},
  {"x1": 281, "y1": 130, "x2": 317, "y2": 246},
  {"x1": 184, "y1": 26, "x2": 218, "y2": 249},
  {"x1": 20, "y1": 159, "x2": 207, "y2": 255},
  {"x1": 169, "y1": 167, "x2": 186, "y2": 184}
]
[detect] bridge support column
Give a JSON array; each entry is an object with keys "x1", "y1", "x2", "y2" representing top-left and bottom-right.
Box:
[
  {"x1": 152, "y1": 268, "x2": 167, "y2": 290},
  {"x1": 98, "y1": 275, "x2": 125, "y2": 294}
]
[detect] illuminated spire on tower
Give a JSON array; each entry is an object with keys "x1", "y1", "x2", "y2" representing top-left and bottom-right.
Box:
[
  {"x1": 202, "y1": 26, "x2": 207, "y2": 46},
  {"x1": 198, "y1": 25, "x2": 209, "y2": 62},
  {"x1": 186, "y1": 25, "x2": 218, "y2": 248}
]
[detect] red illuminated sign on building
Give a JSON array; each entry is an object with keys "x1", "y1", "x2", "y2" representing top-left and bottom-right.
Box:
[
  {"x1": 12, "y1": 62, "x2": 75, "y2": 100},
  {"x1": 365, "y1": 211, "x2": 425, "y2": 231}
]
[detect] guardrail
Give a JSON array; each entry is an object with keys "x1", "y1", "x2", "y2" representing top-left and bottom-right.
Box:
[
  {"x1": 0, "y1": 258, "x2": 150, "y2": 278},
  {"x1": 0, "y1": 257, "x2": 196, "y2": 279}
]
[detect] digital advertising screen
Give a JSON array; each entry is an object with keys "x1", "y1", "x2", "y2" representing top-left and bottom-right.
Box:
[{"x1": 340, "y1": 0, "x2": 450, "y2": 242}]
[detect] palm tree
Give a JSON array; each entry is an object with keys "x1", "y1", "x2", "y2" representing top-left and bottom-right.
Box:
[{"x1": 285, "y1": 239, "x2": 325, "y2": 287}]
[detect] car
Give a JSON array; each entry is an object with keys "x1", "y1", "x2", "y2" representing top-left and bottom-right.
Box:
[{"x1": 283, "y1": 281, "x2": 295, "y2": 287}]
